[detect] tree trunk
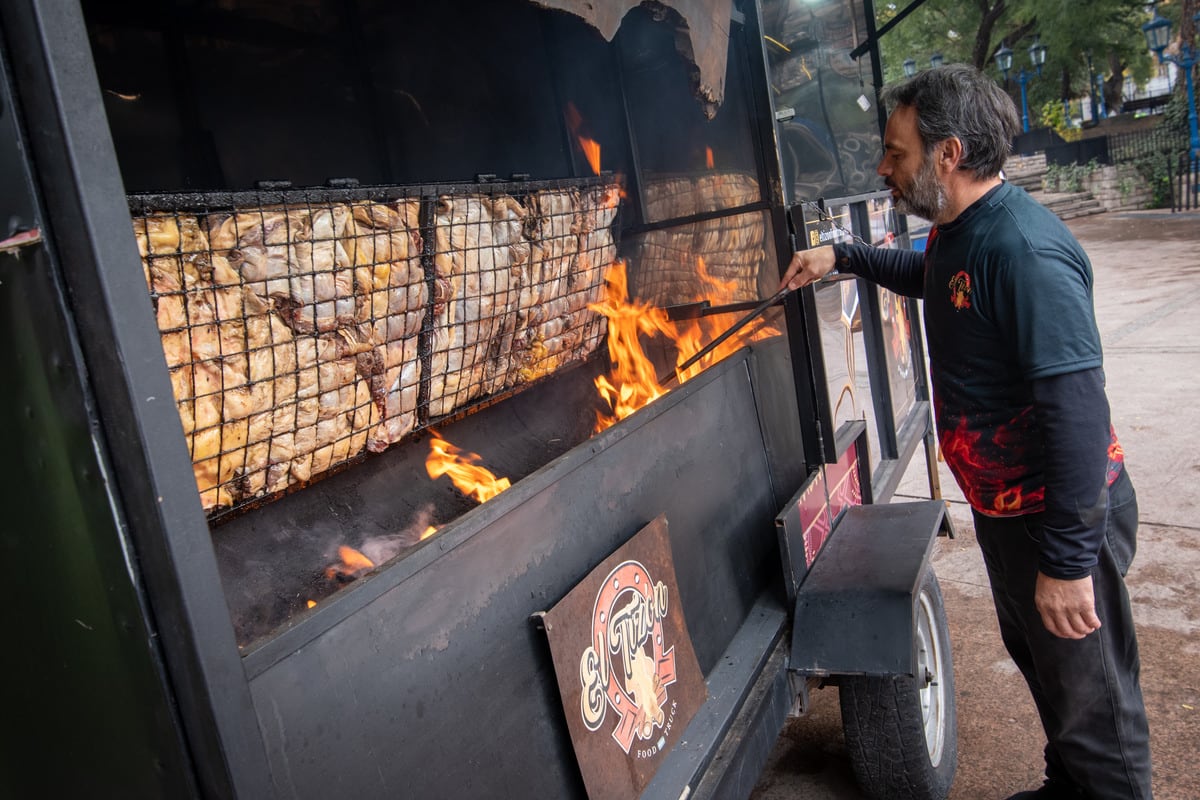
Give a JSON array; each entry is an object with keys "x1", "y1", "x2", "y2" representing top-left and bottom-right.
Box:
[
  {"x1": 1104, "y1": 53, "x2": 1125, "y2": 115},
  {"x1": 971, "y1": 0, "x2": 1007, "y2": 70}
]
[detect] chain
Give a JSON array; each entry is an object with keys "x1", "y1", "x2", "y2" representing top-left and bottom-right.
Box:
[
  {"x1": 804, "y1": 202, "x2": 873, "y2": 248},
  {"x1": 804, "y1": 201, "x2": 908, "y2": 250}
]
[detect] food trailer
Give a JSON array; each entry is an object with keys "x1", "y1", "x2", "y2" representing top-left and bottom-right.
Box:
[{"x1": 0, "y1": 0, "x2": 957, "y2": 797}]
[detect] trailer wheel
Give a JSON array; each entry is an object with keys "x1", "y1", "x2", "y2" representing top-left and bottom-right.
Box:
[{"x1": 838, "y1": 568, "x2": 956, "y2": 800}]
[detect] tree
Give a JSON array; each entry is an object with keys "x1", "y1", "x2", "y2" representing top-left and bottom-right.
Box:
[{"x1": 875, "y1": 0, "x2": 1156, "y2": 119}]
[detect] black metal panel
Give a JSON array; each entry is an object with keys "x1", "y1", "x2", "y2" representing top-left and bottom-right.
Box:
[
  {"x1": 0, "y1": 45, "x2": 195, "y2": 795},
  {"x1": 247, "y1": 354, "x2": 783, "y2": 798},
  {"x1": 789, "y1": 500, "x2": 944, "y2": 677},
  {"x1": 648, "y1": 604, "x2": 796, "y2": 796},
  {"x1": 0, "y1": 236, "x2": 201, "y2": 800},
  {"x1": 691, "y1": 647, "x2": 792, "y2": 800},
  {"x1": 747, "y1": 336, "x2": 809, "y2": 511},
  {"x1": 0, "y1": 0, "x2": 271, "y2": 795}
]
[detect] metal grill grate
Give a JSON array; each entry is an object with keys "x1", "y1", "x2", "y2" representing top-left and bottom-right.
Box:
[
  {"x1": 130, "y1": 178, "x2": 620, "y2": 515},
  {"x1": 632, "y1": 172, "x2": 765, "y2": 307}
]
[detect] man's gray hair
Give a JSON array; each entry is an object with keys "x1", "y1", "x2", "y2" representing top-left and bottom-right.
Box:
[{"x1": 881, "y1": 64, "x2": 1021, "y2": 180}]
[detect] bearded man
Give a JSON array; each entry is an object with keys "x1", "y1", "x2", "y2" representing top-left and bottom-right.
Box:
[{"x1": 780, "y1": 65, "x2": 1152, "y2": 800}]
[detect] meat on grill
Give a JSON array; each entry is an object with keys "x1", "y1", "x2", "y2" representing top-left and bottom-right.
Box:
[
  {"x1": 427, "y1": 194, "x2": 528, "y2": 418},
  {"x1": 135, "y1": 184, "x2": 616, "y2": 513},
  {"x1": 633, "y1": 172, "x2": 763, "y2": 307}
]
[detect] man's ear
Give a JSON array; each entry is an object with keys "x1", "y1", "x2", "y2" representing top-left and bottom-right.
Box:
[{"x1": 935, "y1": 137, "x2": 964, "y2": 174}]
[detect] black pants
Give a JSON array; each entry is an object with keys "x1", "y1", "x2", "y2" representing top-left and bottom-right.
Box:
[{"x1": 973, "y1": 468, "x2": 1152, "y2": 800}]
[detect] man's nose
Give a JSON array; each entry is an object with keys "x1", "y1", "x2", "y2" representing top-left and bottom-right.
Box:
[{"x1": 876, "y1": 157, "x2": 889, "y2": 177}]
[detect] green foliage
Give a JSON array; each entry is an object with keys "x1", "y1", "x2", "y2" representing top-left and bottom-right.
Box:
[
  {"x1": 875, "y1": 0, "x2": 1158, "y2": 115},
  {"x1": 1160, "y1": 88, "x2": 1191, "y2": 140},
  {"x1": 1118, "y1": 176, "x2": 1135, "y2": 201},
  {"x1": 1040, "y1": 100, "x2": 1081, "y2": 141},
  {"x1": 1128, "y1": 94, "x2": 1192, "y2": 208},
  {"x1": 1043, "y1": 160, "x2": 1100, "y2": 193},
  {"x1": 1132, "y1": 153, "x2": 1175, "y2": 208}
]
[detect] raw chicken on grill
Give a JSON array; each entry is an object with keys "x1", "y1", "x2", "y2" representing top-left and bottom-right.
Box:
[
  {"x1": 508, "y1": 185, "x2": 616, "y2": 386},
  {"x1": 207, "y1": 205, "x2": 359, "y2": 335},
  {"x1": 205, "y1": 204, "x2": 380, "y2": 496},
  {"x1": 574, "y1": 184, "x2": 620, "y2": 343}
]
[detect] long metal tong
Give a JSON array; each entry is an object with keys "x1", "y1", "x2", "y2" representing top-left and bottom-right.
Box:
[
  {"x1": 664, "y1": 286, "x2": 791, "y2": 385},
  {"x1": 659, "y1": 272, "x2": 856, "y2": 387}
]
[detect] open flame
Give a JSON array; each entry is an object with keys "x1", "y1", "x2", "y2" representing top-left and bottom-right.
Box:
[
  {"x1": 589, "y1": 260, "x2": 676, "y2": 431},
  {"x1": 589, "y1": 258, "x2": 782, "y2": 431},
  {"x1": 426, "y1": 433, "x2": 512, "y2": 503},
  {"x1": 565, "y1": 101, "x2": 602, "y2": 175},
  {"x1": 705, "y1": 146, "x2": 714, "y2": 169},
  {"x1": 324, "y1": 545, "x2": 376, "y2": 581}
]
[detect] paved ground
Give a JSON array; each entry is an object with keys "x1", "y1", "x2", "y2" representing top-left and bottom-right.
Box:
[{"x1": 751, "y1": 210, "x2": 1200, "y2": 800}]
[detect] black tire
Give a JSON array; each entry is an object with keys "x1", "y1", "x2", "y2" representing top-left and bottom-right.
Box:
[{"x1": 838, "y1": 567, "x2": 957, "y2": 800}]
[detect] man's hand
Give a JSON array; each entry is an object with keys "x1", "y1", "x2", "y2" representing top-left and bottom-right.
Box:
[
  {"x1": 779, "y1": 245, "x2": 837, "y2": 292},
  {"x1": 1035, "y1": 572, "x2": 1101, "y2": 639}
]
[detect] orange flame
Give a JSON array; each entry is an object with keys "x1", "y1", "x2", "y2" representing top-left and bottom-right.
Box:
[
  {"x1": 565, "y1": 101, "x2": 601, "y2": 175},
  {"x1": 672, "y1": 258, "x2": 781, "y2": 381},
  {"x1": 420, "y1": 525, "x2": 439, "y2": 541},
  {"x1": 324, "y1": 545, "x2": 376, "y2": 580},
  {"x1": 589, "y1": 258, "x2": 783, "y2": 431},
  {"x1": 705, "y1": 147, "x2": 715, "y2": 169},
  {"x1": 426, "y1": 434, "x2": 512, "y2": 503},
  {"x1": 306, "y1": 600, "x2": 317, "y2": 609},
  {"x1": 580, "y1": 138, "x2": 602, "y2": 175},
  {"x1": 589, "y1": 261, "x2": 676, "y2": 431}
]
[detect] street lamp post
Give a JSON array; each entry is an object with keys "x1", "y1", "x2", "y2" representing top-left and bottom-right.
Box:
[
  {"x1": 1143, "y1": 11, "x2": 1200, "y2": 160},
  {"x1": 903, "y1": 53, "x2": 945, "y2": 79},
  {"x1": 996, "y1": 38, "x2": 1048, "y2": 133}
]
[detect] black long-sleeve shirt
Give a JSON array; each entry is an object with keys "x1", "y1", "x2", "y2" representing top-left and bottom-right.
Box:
[{"x1": 829, "y1": 187, "x2": 1122, "y2": 579}]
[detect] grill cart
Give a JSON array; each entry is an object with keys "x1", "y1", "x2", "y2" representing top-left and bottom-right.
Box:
[{"x1": 0, "y1": 0, "x2": 956, "y2": 797}]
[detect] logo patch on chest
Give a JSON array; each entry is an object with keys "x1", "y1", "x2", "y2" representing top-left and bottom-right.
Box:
[{"x1": 948, "y1": 270, "x2": 972, "y2": 310}]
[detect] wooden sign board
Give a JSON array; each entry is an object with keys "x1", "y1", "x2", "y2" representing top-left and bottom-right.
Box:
[{"x1": 541, "y1": 515, "x2": 706, "y2": 800}]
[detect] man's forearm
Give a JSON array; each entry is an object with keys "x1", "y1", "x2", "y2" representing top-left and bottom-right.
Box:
[{"x1": 831, "y1": 243, "x2": 925, "y2": 297}]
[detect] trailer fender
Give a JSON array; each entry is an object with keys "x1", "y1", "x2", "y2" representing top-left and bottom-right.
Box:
[{"x1": 786, "y1": 500, "x2": 947, "y2": 677}]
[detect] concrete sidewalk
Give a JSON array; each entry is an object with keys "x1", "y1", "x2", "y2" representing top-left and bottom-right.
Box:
[{"x1": 751, "y1": 210, "x2": 1200, "y2": 800}]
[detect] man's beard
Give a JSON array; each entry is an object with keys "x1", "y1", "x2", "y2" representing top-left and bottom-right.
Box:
[{"x1": 891, "y1": 156, "x2": 947, "y2": 222}]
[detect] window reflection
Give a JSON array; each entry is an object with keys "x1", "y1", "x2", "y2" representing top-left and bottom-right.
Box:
[{"x1": 762, "y1": 0, "x2": 884, "y2": 204}]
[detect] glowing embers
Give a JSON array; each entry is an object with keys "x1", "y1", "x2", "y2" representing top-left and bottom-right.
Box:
[{"x1": 324, "y1": 545, "x2": 376, "y2": 581}]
